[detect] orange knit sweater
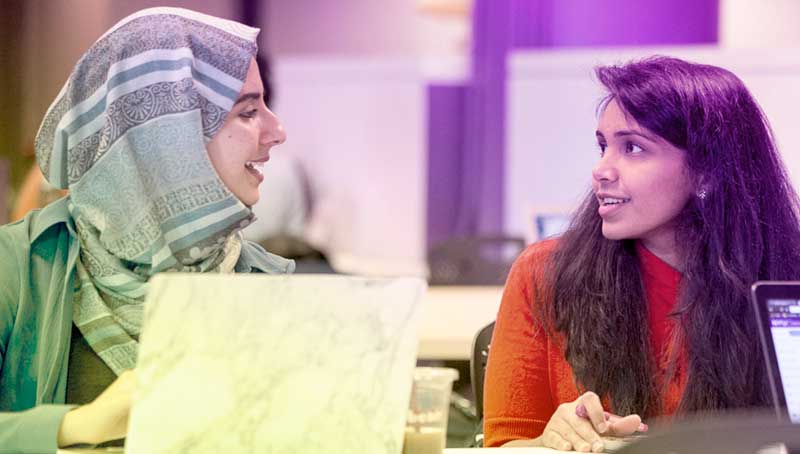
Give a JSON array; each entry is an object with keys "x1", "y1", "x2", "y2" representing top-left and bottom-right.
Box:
[{"x1": 483, "y1": 240, "x2": 685, "y2": 447}]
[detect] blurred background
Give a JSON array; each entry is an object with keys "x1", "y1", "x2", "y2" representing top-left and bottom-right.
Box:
[{"x1": 2, "y1": 0, "x2": 800, "y2": 281}]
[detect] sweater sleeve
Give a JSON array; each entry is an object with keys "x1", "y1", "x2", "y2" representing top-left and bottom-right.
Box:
[
  {"x1": 0, "y1": 222, "x2": 20, "y2": 387},
  {"x1": 0, "y1": 221, "x2": 77, "y2": 453},
  {"x1": 483, "y1": 241, "x2": 558, "y2": 447},
  {"x1": 0, "y1": 405, "x2": 77, "y2": 453}
]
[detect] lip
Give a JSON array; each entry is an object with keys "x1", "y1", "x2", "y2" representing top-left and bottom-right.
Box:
[
  {"x1": 245, "y1": 165, "x2": 264, "y2": 184},
  {"x1": 243, "y1": 153, "x2": 270, "y2": 184},
  {"x1": 598, "y1": 202, "x2": 627, "y2": 218},
  {"x1": 595, "y1": 192, "x2": 630, "y2": 218},
  {"x1": 595, "y1": 192, "x2": 629, "y2": 201},
  {"x1": 249, "y1": 153, "x2": 270, "y2": 163}
]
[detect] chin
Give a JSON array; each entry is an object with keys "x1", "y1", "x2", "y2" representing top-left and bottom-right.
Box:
[
  {"x1": 245, "y1": 195, "x2": 260, "y2": 207},
  {"x1": 601, "y1": 224, "x2": 629, "y2": 241},
  {"x1": 232, "y1": 191, "x2": 259, "y2": 207}
]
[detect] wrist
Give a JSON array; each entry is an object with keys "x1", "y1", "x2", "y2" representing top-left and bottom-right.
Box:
[
  {"x1": 57, "y1": 404, "x2": 99, "y2": 447},
  {"x1": 503, "y1": 437, "x2": 543, "y2": 447}
]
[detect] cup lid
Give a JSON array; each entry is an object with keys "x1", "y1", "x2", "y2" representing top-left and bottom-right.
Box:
[{"x1": 413, "y1": 367, "x2": 459, "y2": 382}]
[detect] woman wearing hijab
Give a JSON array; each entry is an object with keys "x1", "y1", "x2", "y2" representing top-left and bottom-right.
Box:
[{"x1": 0, "y1": 8, "x2": 292, "y2": 452}]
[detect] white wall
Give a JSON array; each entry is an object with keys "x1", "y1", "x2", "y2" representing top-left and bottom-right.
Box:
[
  {"x1": 267, "y1": 52, "x2": 466, "y2": 275},
  {"x1": 272, "y1": 58, "x2": 429, "y2": 275},
  {"x1": 504, "y1": 46, "x2": 800, "y2": 239},
  {"x1": 720, "y1": 0, "x2": 800, "y2": 49}
]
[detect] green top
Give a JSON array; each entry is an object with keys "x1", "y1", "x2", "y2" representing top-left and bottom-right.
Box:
[{"x1": 0, "y1": 198, "x2": 295, "y2": 453}]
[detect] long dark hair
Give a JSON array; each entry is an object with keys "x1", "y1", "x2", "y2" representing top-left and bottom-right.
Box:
[{"x1": 540, "y1": 56, "x2": 800, "y2": 417}]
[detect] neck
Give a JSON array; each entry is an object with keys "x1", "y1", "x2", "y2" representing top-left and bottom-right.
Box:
[{"x1": 640, "y1": 234, "x2": 683, "y2": 271}]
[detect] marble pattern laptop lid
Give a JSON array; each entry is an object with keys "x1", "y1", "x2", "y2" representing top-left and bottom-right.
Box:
[{"x1": 125, "y1": 274, "x2": 426, "y2": 454}]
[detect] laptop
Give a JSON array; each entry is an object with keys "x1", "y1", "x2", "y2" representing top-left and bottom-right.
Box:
[
  {"x1": 751, "y1": 281, "x2": 800, "y2": 423},
  {"x1": 124, "y1": 274, "x2": 426, "y2": 454}
]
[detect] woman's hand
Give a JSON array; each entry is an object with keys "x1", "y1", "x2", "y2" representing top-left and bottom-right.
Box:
[
  {"x1": 57, "y1": 369, "x2": 136, "y2": 447},
  {"x1": 537, "y1": 391, "x2": 646, "y2": 452}
]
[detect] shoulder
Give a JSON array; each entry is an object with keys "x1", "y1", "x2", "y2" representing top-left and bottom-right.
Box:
[
  {"x1": 238, "y1": 240, "x2": 296, "y2": 274},
  {"x1": 0, "y1": 210, "x2": 46, "y2": 264},
  {"x1": 2, "y1": 197, "x2": 73, "y2": 245},
  {"x1": 509, "y1": 238, "x2": 559, "y2": 282},
  {"x1": 517, "y1": 238, "x2": 559, "y2": 263},
  {"x1": 0, "y1": 200, "x2": 75, "y2": 297},
  {"x1": 0, "y1": 218, "x2": 31, "y2": 252},
  {"x1": 499, "y1": 238, "x2": 560, "y2": 315},
  {"x1": 0, "y1": 220, "x2": 27, "y2": 309}
]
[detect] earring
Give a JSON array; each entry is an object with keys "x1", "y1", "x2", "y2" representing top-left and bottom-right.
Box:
[{"x1": 696, "y1": 188, "x2": 708, "y2": 200}]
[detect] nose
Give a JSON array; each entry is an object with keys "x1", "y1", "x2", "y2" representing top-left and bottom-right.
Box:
[
  {"x1": 260, "y1": 107, "x2": 287, "y2": 147},
  {"x1": 592, "y1": 151, "x2": 619, "y2": 183}
]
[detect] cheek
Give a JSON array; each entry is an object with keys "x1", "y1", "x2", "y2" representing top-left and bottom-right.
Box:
[
  {"x1": 206, "y1": 143, "x2": 223, "y2": 170},
  {"x1": 641, "y1": 168, "x2": 693, "y2": 217},
  {"x1": 207, "y1": 138, "x2": 240, "y2": 177},
  {"x1": 209, "y1": 134, "x2": 245, "y2": 165},
  {"x1": 223, "y1": 126, "x2": 259, "y2": 154}
]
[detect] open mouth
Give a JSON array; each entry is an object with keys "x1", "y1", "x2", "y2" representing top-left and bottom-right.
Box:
[
  {"x1": 597, "y1": 196, "x2": 631, "y2": 217},
  {"x1": 245, "y1": 161, "x2": 265, "y2": 180},
  {"x1": 600, "y1": 197, "x2": 630, "y2": 206}
]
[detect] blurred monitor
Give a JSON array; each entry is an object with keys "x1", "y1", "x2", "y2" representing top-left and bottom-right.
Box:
[{"x1": 526, "y1": 208, "x2": 572, "y2": 244}]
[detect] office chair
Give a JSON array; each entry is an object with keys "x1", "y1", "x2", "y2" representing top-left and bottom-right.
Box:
[{"x1": 469, "y1": 321, "x2": 495, "y2": 446}]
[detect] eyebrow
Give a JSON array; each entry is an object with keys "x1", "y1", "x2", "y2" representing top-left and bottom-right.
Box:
[
  {"x1": 595, "y1": 129, "x2": 658, "y2": 142},
  {"x1": 234, "y1": 92, "x2": 262, "y2": 105}
]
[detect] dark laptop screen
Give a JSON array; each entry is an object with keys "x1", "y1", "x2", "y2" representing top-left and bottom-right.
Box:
[{"x1": 766, "y1": 298, "x2": 800, "y2": 423}]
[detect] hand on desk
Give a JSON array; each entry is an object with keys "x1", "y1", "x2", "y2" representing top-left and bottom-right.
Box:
[
  {"x1": 505, "y1": 391, "x2": 648, "y2": 452},
  {"x1": 58, "y1": 369, "x2": 136, "y2": 447}
]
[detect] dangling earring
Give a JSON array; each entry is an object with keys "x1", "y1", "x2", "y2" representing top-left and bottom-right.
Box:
[{"x1": 696, "y1": 188, "x2": 708, "y2": 200}]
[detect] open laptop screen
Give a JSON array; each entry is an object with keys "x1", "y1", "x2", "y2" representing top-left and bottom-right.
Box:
[
  {"x1": 765, "y1": 298, "x2": 800, "y2": 422},
  {"x1": 752, "y1": 282, "x2": 800, "y2": 423},
  {"x1": 126, "y1": 274, "x2": 426, "y2": 453}
]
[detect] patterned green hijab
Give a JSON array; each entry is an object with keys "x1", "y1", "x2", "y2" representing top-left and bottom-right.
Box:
[{"x1": 34, "y1": 8, "x2": 260, "y2": 375}]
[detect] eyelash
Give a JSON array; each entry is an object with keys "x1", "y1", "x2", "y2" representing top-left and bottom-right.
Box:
[
  {"x1": 239, "y1": 109, "x2": 258, "y2": 119},
  {"x1": 596, "y1": 141, "x2": 644, "y2": 155},
  {"x1": 626, "y1": 142, "x2": 644, "y2": 154}
]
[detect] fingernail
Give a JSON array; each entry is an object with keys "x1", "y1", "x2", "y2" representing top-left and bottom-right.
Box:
[
  {"x1": 592, "y1": 441, "x2": 604, "y2": 453},
  {"x1": 638, "y1": 423, "x2": 648, "y2": 432},
  {"x1": 598, "y1": 422, "x2": 607, "y2": 433},
  {"x1": 576, "y1": 403, "x2": 588, "y2": 418}
]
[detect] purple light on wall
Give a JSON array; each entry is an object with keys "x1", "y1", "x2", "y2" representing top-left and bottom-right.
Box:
[
  {"x1": 427, "y1": 85, "x2": 467, "y2": 249},
  {"x1": 544, "y1": 0, "x2": 718, "y2": 47},
  {"x1": 456, "y1": 0, "x2": 512, "y2": 238}
]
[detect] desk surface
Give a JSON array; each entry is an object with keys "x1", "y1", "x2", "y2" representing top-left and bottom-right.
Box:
[
  {"x1": 53, "y1": 445, "x2": 792, "y2": 454},
  {"x1": 444, "y1": 448, "x2": 570, "y2": 453},
  {"x1": 58, "y1": 448, "x2": 562, "y2": 453},
  {"x1": 417, "y1": 285, "x2": 504, "y2": 360}
]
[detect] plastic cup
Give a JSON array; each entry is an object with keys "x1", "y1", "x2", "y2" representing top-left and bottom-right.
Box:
[{"x1": 403, "y1": 367, "x2": 459, "y2": 454}]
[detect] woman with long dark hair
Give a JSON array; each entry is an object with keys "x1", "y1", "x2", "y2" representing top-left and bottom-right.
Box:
[{"x1": 484, "y1": 56, "x2": 800, "y2": 451}]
